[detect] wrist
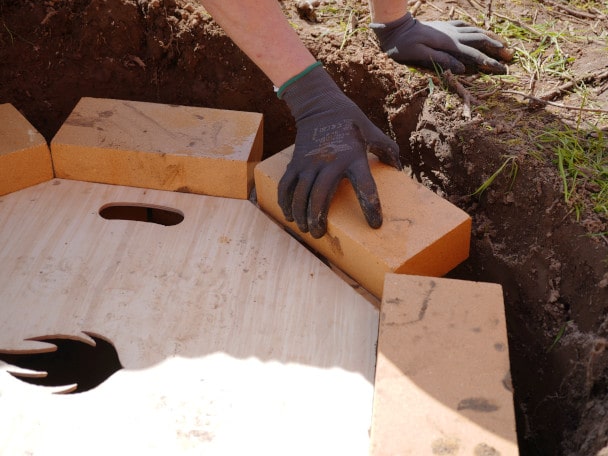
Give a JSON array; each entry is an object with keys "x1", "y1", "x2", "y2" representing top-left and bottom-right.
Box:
[
  {"x1": 369, "y1": 1, "x2": 409, "y2": 23},
  {"x1": 279, "y1": 64, "x2": 352, "y2": 122},
  {"x1": 275, "y1": 61, "x2": 323, "y2": 99},
  {"x1": 370, "y1": 12, "x2": 416, "y2": 50},
  {"x1": 370, "y1": 11, "x2": 414, "y2": 32}
]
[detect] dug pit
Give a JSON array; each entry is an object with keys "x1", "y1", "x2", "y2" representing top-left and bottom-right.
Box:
[{"x1": 1, "y1": 0, "x2": 607, "y2": 454}]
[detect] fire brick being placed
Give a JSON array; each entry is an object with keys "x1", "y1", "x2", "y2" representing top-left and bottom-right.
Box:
[{"x1": 254, "y1": 146, "x2": 472, "y2": 298}]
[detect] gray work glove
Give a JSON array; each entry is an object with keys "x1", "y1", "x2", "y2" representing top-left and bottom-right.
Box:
[
  {"x1": 371, "y1": 12, "x2": 510, "y2": 74},
  {"x1": 278, "y1": 64, "x2": 401, "y2": 239}
]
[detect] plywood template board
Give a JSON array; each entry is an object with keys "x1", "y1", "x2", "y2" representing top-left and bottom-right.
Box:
[
  {"x1": 0, "y1": 179, "x2": 378, "y2": 455},
  {"x1": 254, "y1": 146, "x2": 472, "y2": 298},
  {"x1": 0, "y1": 103, "x2": 53, "y2": 196},
  {"x1": 371, "y1": 274, "x2": 519, "y2": 455},
  {"x1": 51, "y1": 97, "x2": 264, "y2": 199}
]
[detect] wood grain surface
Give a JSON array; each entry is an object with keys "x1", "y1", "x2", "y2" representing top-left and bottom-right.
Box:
[{"x1": 0, "y1": 179, "x2": 378, "y2": 455}]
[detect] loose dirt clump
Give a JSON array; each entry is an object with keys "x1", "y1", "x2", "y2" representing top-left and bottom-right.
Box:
[{"x1": 1, "y1": 0, "x2": 607, "y2": 454}]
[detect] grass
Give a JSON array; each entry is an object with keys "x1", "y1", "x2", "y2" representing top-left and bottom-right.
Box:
[
  {"x1": 314, "y1": 4, "x2": 368, "y2": 50},
  {"x1": 489, "y1": 15, "x2": 578, "y2": 82},
  {"x1": 511, "y1": 29, "x2": 575, "y2": 81},
  {"x1": 471, "y1": 155, "x2": 519, "y2": 197},
  {"x1": 2, "y1": 21, "x2": 36, "y2": 47},
  {"x1": 491, "y1": 15, "x2": 541, "y2": 42},
  {"x1": 339, "y1": 9, "x2": 362, "y2": 50},
  {"x1": 3, "y1": 21, "x2": 14, "y2": 45},
  {"x1": 547, "y1": 320, "x2": 574, "y2": 353},
  {"x1": 482, "y1": 9, "x2": 606, "y2": 224},
  {"x1": 537, "y1": 121, "x2": 608, "y2": 219},
  {"x1": 570, "y1": 0, "x2": 608, "y2": 14}
]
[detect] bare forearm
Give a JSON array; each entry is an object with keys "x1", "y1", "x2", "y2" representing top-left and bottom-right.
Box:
[
  {"x1": 198, "y1": 0, "x2": 316, "y2": 87},
  {"x1": 368, "y1": 0, "x2": 408, "y2": 23}
]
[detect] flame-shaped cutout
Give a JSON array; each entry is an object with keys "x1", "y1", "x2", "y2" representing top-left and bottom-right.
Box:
[{"x1": 0, "y1": 332, "x2": 123, "y2": 394}]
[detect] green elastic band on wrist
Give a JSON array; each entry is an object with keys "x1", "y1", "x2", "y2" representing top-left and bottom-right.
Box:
[{"x1": 276, "y1": 61, "x2": 323, "y2": 99}]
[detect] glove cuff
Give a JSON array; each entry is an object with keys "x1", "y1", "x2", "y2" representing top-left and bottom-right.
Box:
[
  {"x1": 275, "y1": 61, "x2": 323, "y2": 99},
  {"x1": 370, "y1": 12, "x2": 415, "y2": 45},
  {"x1": 279, "y1": 64, "x2": 352, "y2": 122}
]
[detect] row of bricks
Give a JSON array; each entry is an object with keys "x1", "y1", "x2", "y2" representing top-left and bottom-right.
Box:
[
  {"x1": 1, "y1": 98, "x2": 470, "y2": 299},
  {"x1": 0, "y1": 99, "x2": 517, "y2": 453}
]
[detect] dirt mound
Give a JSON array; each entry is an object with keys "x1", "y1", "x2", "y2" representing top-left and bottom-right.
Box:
[{"x1": 1, "y1": 0, "x2": 607, "y2": 454}]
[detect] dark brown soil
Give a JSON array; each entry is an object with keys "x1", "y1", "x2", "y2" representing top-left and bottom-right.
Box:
[{"x1": 1, "y1": 0, "x2": 607, "y2": 454}]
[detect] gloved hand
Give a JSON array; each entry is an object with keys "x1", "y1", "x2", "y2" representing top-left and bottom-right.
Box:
[
  {"x1": 278, "y1": 63, "x2": 401, "y2": 239},
  {"x1": 371, "y1": 12, "x2": 511, "y2": 74}
]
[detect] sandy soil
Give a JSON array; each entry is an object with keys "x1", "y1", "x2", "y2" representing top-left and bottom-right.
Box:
[{"x1": 0, "y1": 0, "x2": 607, "y2": 454}]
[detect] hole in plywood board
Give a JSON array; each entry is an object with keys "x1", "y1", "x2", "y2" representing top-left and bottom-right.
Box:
[
  {"x1": 0, "y1": 332, "x2": 123, "y2": 394},
  {"x1": 99, "y1": 203, "x2": 184, "y2": 226}
]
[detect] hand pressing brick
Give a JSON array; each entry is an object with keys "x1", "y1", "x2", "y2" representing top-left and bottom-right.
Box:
[{"x1": 254, "y1": 146, "x2": 472, "y2": 298}]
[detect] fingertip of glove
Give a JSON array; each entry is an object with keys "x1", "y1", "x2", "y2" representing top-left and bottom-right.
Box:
[
  {"x1": 307, "y1": 211, "x2": 328, "y2": 238},
  {"x1": 479, "y1": 59, "x2": 508, "y2": 75},
  {"x1": 497, "y1": 47, "x2": 515, "y2": 63},
  {"x1": 386, "y1": 146, "x2": 403, "y2": 170},
  {"x1": 386, "y1": 149, "x2": 403, "y2": 171},
  {"x1": 380, "y1": 154, "x2": 403, "y2": 171},
  {"x1": 361, "y1": 201, "x2": 383, "y2": 230},
  {"x1": 368, "y1": 140, "x2": 402, "y2": 170},
  {"x1": 309, "y1": 225, "x2": 326, "y2": 239},
  {"x1": 367, "y1": 213, "x2": 383, "y2": 229},
  {"x1": 296, "y1": 219, "x2": 310, "y2": 234},
  {"x1": 278, "y1": 200, "x2": 293, "y2": 220},
  {"x1": 448, "y1": 63, "x2": 466, "y2": 75}
]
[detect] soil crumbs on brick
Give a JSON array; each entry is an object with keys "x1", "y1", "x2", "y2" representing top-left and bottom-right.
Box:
[{"x1": 1, "y1": 0, "x2": 607, "y2": 454}]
